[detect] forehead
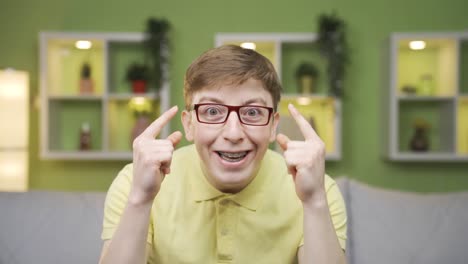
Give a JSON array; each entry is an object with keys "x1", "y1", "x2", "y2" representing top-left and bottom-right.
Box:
[{"x1": 191, "y1": 79, "x2": 274, "y2": 106}]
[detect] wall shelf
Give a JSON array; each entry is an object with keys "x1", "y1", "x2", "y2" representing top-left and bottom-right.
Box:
[
  {"x1": 39, "y1": 32, "x2": 170, "y2": 160},
  {"x1": 386, "y1": 31, "x2": 468, "y2": 161}
]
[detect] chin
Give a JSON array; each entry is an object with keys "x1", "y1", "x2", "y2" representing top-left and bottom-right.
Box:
[
  {"x1": 209, "y1": 151, "x2": 259, "y2": 192},
  {"x1": 213, "y1": 171, "x2": 253, "y2": 192}
]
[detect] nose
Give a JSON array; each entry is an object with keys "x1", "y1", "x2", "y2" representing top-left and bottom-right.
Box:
[{"x1": 222, "y1": 111, "x2": 245, "y2": 143}]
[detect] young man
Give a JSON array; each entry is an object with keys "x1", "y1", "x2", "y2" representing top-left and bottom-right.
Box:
[{"x1": 99, "y1": 45, "x2": 347, "y2": 264}]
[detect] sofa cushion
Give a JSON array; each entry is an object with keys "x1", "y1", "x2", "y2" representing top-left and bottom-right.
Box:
[
  {"x1": 346, "y1": 180, "x2": 468, "y2": 264},
  {"x1": 0, "y1": 191, "x2": 106, "y2": 264},
  {"x1": 335, "y1": 177, "x2": 352, "y2": 262}
]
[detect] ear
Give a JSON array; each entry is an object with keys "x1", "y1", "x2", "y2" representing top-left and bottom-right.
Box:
[
  {"x1": 181, "y1": 110, "x2": 194, "y2": 142},
  {"x1": 269, "y1": 112, "x2": 280, "y2": 142}
]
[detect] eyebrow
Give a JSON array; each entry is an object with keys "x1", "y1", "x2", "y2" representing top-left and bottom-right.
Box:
[
  {"x1": 244, "y1": 98, "x2": 267, "y2": 106},
  {"x1": 197, "y1": 96, "x2": 224, "y2": 104},
  {"x1": 197, "y1": 96, "x2": 268, "y2": 106}
]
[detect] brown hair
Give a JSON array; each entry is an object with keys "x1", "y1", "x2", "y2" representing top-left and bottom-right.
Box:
[{"x1": 184, "y1": 45, "x2": 282, "y2": 110}]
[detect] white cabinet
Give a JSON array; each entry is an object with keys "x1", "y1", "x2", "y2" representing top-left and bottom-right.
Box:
[
  {"x1": 39, "y1": 32, "x2": 170, "y2": 160},
  {"x1": 386, "y1": 32, "x2": 468, "y2": 161}
]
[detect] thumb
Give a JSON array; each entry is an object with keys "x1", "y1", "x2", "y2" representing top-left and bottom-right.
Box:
[
  {"x1": 276, "y1": 133, "x2": 290, "y2": 151},
  {"x1": 167, "y1": 131, "x2": 183, "y2": 147}
]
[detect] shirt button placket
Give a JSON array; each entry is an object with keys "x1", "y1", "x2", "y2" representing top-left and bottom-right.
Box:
[{"x1": 217, "y1": 198, "x2": 234, "y2": 262}]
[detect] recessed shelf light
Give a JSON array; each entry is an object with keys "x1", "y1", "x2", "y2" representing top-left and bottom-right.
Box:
[
  {"x1": 409, "y1": 40, "x2": 426, "y2": 50},
  {"x1": 75, "y1": 40, "x2": 92, "y2": 50},
  {"x1": 240, "y1": 42, "x2": 256, "y2": 50},
  {"x1": 296, "y1": 96, "x2": 312, "y2": 105}
]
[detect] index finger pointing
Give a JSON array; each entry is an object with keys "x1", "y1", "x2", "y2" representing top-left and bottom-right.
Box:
[
  {"x1": 141, "y1": 106, "x2": 179, "y2": 138},
  {"x1": 287, "y1": 103, "x2": 319, "y2": 141}
]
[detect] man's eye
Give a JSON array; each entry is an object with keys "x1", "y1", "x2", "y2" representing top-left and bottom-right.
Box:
[
  {"x1": 206, "y1": 107, "x2": 221, "y2": 115},
  {"x1": 247, "y1": 109, "x2": 260, "y2": 116},
  {"x1": 243, "y1": 107, "x2": 263, "y2": 116}
]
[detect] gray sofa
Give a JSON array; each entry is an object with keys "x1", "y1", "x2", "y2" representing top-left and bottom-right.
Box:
[
  {"x1": 1, "y1": 178, "x2": 468, "y2": 264},
  {"x1": 0, "y1": 191, "x2": 106, "y2": 264}
]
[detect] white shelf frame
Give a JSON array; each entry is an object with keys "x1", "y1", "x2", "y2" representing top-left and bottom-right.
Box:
[
  {"x1": 39, "y1": 31, "x2": 170, "y2": 160},
  {"x1": 387, "y1": 31, "x2": 468, "y2": 162}
]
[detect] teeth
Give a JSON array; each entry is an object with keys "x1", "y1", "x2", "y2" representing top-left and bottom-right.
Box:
[
  {"x1": 219, "y1": 152, "x2": 247, "y2": 158},
  {"x1": 217, "y1": 151, "x2": 248, "y2": 162}
]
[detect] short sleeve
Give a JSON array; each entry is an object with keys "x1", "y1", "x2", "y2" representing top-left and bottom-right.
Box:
[{"x1": 100, "y1": 164, "x2": 154, "y2": 244}]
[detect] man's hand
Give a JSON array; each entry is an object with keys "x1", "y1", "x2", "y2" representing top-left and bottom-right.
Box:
[
  {"x1": 276, "y1": 104, "x2": 326, "y2": 205},
  {"x1": 129, "y1": 106, "x2": 183, "y2": 205}
]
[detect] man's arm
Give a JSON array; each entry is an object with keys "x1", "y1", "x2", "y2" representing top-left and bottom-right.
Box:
[
  {"x1": 98, "y1": 200, "x2": 153, "y2": 264},
  {"x1": 99, "y1": 241, "x2": 151, "y2": 264},
  {"x1": 277, "y1": 104, "x2": 345, "y2": 264},
  {"x1": 297, "y1": 197, "x2": 346, "y2": 264},
  {"x1": 99, "y1": 106, "x2": 182, "y2": 264}
]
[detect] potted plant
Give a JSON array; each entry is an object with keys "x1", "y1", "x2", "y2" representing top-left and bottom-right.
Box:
[
  {"x1": 126, "y1": 62, "x2": 150, "y2": 93},
  {"x1": 317, "y1": 12, "x2": 349, "y2": 97},
  {"x1": 144, "y1": 17, "x2": 170, "y2": 91},
  {"x1": 295, "y1": 62, "x2": 319, "y2": 94}
]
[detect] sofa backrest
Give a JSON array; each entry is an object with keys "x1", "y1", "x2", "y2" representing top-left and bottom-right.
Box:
[
  {"x1": 5, "y1": 179, "x2": 468, "y2": 264},
  {"x1": 337, "y1": 178, "x2": 468, "y2": 264},
  {"x1": 0, "y1": 191, "x2": 106, "y2": 264}
]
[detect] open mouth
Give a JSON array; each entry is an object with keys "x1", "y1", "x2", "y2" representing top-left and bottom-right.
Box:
[{"x1": 216, "y1": 151, "x2": 249, "y2": 162}]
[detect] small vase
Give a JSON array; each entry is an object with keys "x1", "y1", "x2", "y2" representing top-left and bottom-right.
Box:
[
  {"x1": 132, "y1": 80, "x2": 147, "y2": 93},
  {"x1": 80, "y1": 78, "x2": 94, "y2": 94},
  {"x1": 298, "y1": 76, "x2": 315, "y2": 94},
  {"x1": 409, "y1": 127, "x2": 429, "y2": 152}
]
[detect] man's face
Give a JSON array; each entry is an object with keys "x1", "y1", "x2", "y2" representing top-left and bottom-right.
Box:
[{"x1": 182, "y1": 78, "x2": 279, "y2": 193}]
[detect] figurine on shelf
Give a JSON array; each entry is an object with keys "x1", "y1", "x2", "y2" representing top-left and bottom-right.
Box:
[
  {"x1": 79, "y1": 122, "x2": 92, "y2": 151},
  {"x1": 409, "y1": 119, "x2": 430, "y2": 152},
  {"x1": 79, "y1": 62, "x2": 94, "y2": 94}
]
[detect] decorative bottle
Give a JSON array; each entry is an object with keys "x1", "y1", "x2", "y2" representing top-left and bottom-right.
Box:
[
  {"x1": 79, "y1": 122, "x2": 92, "y2": 151},
  {"x1": 419, "y1": 74, "x2": 434, "y2": 96}
]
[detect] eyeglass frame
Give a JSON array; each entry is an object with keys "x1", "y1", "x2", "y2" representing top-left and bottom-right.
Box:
[{"x1": 192, "y1": 103, "x2": 274, "y2": 126}]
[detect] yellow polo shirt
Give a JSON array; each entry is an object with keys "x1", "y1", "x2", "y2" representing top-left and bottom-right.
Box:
[{"x1": 102, "y1": 144, "x2": 346, "y2": 264}]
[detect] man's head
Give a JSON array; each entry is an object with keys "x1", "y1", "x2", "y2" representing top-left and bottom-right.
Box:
[
  {"x1": 181, "y1": 45, "x2": 282, "y2": 193},
  {"x1": 184, "y1": 45, "x2": 282, "y2": 111}
]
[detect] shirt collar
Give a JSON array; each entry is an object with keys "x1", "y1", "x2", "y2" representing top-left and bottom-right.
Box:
[{"x1": 190, "y1": 147, "x2": 271, "y2": 211}]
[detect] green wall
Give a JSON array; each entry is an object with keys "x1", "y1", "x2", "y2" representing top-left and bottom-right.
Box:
[{"x1": 1, "y1": 0, "x2": 468, "y2": 192}]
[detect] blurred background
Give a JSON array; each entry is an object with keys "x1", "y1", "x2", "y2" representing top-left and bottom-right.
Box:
[{"x1": 1, "y1": 0, "x2": 468, "y2": 193}]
